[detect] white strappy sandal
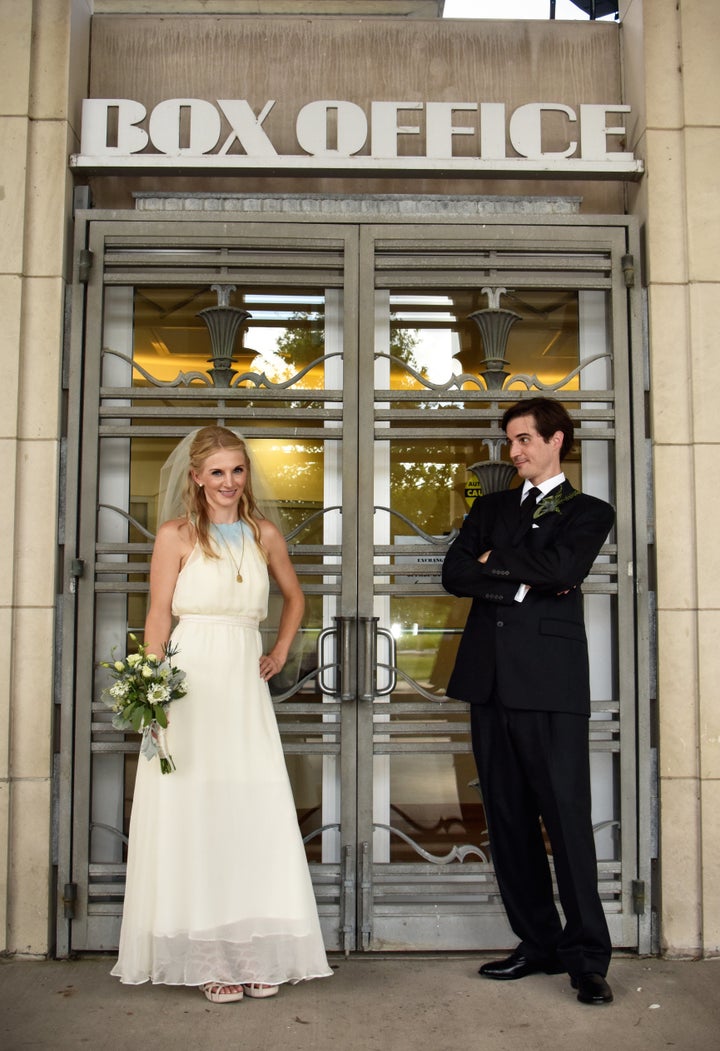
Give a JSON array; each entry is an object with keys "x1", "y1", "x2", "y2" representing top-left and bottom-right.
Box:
[
  {"x1": 243, "y1": 983, "x2": 279, "y2": 998},
  {"x1": 200, "y1": 982, "x2": 244, "y2": 1003}
]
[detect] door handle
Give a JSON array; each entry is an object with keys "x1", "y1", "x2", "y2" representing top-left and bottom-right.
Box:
[
  {"x1": 375, "y1": 626, "x2": 397, "y2": 696},
  {"x1": 316, "y1": 616, "x2": 356, "y2": 700},
  {"x1": 358, "y1": 618, "x2": 397, "y2": 700},
  {"x1": 337, "y1": 615, "x2": 355, "y2": 701},
  {"x1": 316, "y1": 624, "x2": 338, "y2": 696},
  {"x1": 319, "y1": 617, "x2": 396, "y2": 701},
  {"x1": 358, "y1": 616, "x2": 378, "y2": 702}
]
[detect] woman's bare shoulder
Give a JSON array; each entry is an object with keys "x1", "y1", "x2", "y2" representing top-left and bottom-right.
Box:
[
  {"x1": 257, "y1": 517, "x2": 287, "y2": 558},
  {"x1": 156, "y1": 517, "x2": 195, "y2": 550},
  {"x1": 257, "y1": 517, "x2": 282, "y2": 540}
]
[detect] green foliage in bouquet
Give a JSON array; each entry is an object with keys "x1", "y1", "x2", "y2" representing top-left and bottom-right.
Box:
[{"x1": 100, "y1": 634, "x2": 187, "y2": 773}]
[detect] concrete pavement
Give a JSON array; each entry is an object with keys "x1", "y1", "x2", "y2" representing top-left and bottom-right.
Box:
[{"x1": 2, "y1": 953, "x2": 719, "y2": 1051}]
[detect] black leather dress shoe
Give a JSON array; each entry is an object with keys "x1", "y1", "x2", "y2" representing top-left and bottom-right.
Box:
[
  {"x1": 571, "y1": 973, "x2": 614, "y2": 1004},
  {"x1": 479, "y1": 949, "x2": 564, "y2": 980}
]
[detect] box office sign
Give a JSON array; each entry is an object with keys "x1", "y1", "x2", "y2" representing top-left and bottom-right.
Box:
[{"x1": 70, "y1": 98, "x2": 643, "y2": 177}]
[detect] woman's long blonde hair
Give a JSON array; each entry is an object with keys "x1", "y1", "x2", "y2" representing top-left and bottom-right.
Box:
[{"x1": 182, "y1": 426, "x2": 266, "y2": 560}]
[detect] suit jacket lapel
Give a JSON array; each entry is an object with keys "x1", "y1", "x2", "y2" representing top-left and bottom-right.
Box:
[{"x1": 496, "y1": 488, "x2": 522, "y2": 543}]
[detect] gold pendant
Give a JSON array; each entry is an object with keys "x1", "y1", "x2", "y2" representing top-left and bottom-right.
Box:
[{"x1": 236, "y1": 573, "x2": 243, "y2": 583}]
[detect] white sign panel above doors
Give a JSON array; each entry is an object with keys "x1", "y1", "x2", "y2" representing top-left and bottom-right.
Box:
[{"x1": 70, "y1": 97, "x2": 643, "y2": 178}]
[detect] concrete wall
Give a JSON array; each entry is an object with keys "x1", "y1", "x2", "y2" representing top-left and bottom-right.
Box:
[
  {"x1": 3, "y1": 0, "x2": 718, "y2": 959},
  {"x1": 0, "y1": 0, "x2": 90, "y2": 955},
  {"x1": 623, "y1": 0, "x2": 720, "y2": 957},
  {"x1": 84, "y1": 15, "x2": 627, "y2": 214}
]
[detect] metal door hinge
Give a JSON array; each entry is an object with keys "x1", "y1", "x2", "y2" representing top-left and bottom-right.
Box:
[
  {"x1": 62, "y1": 882, "x2": 78, "y2": 919},
  {"x1": 621, "y1": 253, "x2": 636, "y2": 288},
  {"x1": 69, "y1": 558, "x2": 85, "y2": 594},
  {"x1": 360, "y1": 841, "x2": 372, "y2": 950},
  {"x1": 78, "y1": 248, "x2": 94, "y2": 284},
  {"x1": 340, "y1": 844, "x2": 355, "y2": 957},
  {"x1": 632, "y1": 879, "x2": 646, "y2": 915}
]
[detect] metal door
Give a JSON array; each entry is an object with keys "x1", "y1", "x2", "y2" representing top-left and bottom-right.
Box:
[
  {"x1": 352, "y1": 222, "x2": 649, "y2": 951},
  {"x1": 57, "y1": 208, "x2": 650, "y2": 956}
]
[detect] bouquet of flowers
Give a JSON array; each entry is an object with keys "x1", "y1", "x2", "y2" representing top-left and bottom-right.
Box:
[{"x1": 100, "y1": 634, "x2": 187, "y2": 774}]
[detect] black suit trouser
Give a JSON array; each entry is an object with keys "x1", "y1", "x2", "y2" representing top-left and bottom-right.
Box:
[{"x1": 470, "y1": 698, "x2": 612, "y2": 976}]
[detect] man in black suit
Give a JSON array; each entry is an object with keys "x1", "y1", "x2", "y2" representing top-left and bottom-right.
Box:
[{"x1": 442, "y1": 397, "x2": 614, "y2": 1005}]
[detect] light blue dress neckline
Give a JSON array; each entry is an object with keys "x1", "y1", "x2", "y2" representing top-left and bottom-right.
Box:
[{"x1": 212, "y1": 520, "x2": 248, "y2": 536}]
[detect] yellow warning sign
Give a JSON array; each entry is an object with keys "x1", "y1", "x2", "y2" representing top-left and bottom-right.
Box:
[{"x1": 464, "y1": 482, "x2": 483, "y2": 507}]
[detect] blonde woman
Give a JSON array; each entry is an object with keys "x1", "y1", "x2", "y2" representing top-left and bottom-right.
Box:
[{"x1": 112, "y1": 426, "x2": 331, "y2": 1002}]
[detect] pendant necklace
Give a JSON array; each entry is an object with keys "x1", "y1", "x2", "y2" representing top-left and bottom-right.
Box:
[{"x1": 213, "y1": 521, "x2": 245, "y2": 583}]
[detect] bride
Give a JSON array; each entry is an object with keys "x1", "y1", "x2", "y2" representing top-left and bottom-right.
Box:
[{"x1": 111, "y1": 425, "x2": 332, "y2": 1003}]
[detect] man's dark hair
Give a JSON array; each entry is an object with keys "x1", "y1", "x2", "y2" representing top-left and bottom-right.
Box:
[{"x1": 501, "y1": 397, "x2": 575, "y2": 461}]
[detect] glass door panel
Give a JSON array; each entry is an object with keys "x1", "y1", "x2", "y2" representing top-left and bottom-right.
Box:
[{"x1": 359, "y1": 241, "x2": 628, "y2": 948}]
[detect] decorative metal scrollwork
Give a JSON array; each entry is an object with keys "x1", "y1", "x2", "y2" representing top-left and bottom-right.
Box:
[
  {"x1": 505, "y1": 351, "x2": 612, "y2": 391},
  {"x1": 97, "y1": 503, "x2": 155, "y2": 539},
  {"x1": 284, "y1": 505, "x2": 342, "y2": 543},
  {"x1": 377, "y1": 286, "x2": 611, "y2": 395},
  {"x1": 97, "y1": 501, "x2": 337, "y2": 547},
  {"x1": 197, "y1": 283, "x2": 251, "y2": 387},
  {"x1": 375, "y1": 662, "x2": 449, "y2": 703},
  {"x1": 374, "y1": 506, "x2": 458, "y2": 545},
  {"x1": 271, "y1": 665, "x2": 334, "y2": 704},
  {"x1": 467, "y1": 439, "x2": 517, "y2": 496},
  {"x1": 299, "y1": 823, "x2": 340, "y2": 846},
  {"x1": 90, "y1": 822, "x2": 128, "y2": 846},
  {"x1": 101, "y1": 346, "x2": 342, "y2": 390},
  {"x1": 592, "y1": 819, "x2": 621, "y2": 837},
  {"x1": 466, "y1": 286, "x2": 521, "y2": 390},
  {"x1": 374, "y1": 824, "x2": 488, "y2": 864},
  {"x1": 375, "y1": 352, "x2": 485, "y2": 392},
  {"x1": 378, "y1": 348, "x2": 610, "y2": 395}
]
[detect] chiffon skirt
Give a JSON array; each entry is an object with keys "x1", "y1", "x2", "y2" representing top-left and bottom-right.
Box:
[{"x1": 111, "y1": 536, "x2": 331, "y2": 987}]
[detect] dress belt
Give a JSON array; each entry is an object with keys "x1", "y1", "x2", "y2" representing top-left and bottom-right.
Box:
[{"x1": 176, "y1": 614, "x2": 260, "y2": 630}]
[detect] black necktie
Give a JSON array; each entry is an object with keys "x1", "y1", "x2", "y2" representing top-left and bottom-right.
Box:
[{"x1": 519, "y1": 486, "x2": 541, "y2": 529}]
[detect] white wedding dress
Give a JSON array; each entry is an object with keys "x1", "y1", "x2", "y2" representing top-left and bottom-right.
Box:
[{"x1": 112, "y1": 521, "x2": 332, "y2": 987}]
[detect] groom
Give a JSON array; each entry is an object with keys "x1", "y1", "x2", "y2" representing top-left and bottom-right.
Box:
[{"x1": 442, "y1": 397, "x2": 615, "y2": 1005}]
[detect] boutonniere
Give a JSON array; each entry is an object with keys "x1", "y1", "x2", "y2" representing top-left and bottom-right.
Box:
[{"x1": 533, "y1": 487, "x2": 580, "y2": 521}]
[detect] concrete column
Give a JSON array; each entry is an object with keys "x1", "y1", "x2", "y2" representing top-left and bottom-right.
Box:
[
  {"x1": 623, "y1": 0, "x2": 720, "y2": 957},
  {"x1": 0, "y1": 0, "x2": 90, "y2": 956}
]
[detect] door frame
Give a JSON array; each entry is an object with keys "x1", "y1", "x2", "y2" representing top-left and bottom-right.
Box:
[{"x1": 56, "y1": 201, "x2": 651, "y2": 957}]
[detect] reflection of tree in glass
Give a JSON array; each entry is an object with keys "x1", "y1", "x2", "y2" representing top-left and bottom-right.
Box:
[
  {"x1": 273, "y1": 312, "x2": 420, "y2": 371},
  {"x1": 389, "y1": 322, "x2": 421, "y2": 370},
  {"x1": 268, "y1": 312, "x2": 327, "y2": 405},
  {"x1": 389, "y1": 323, "x2": 426, "y2": 394},
  {"x1": 265, "y1": 442, "x2": 323, "y2": 498},
  {"x1": 390, "y1": 323, "x2": 462, "y2": 401},
  {"x1": 392, "y1": 458, "x2": 457, "y2": 537},
  {"x1": 275, "y1": 312, "x2": 324, "y2": 372}
]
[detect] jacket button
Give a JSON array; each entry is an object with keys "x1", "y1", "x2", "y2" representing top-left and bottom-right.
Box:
[{"x1": 497, "y1": 620, "x2": 504, "y2": 628}]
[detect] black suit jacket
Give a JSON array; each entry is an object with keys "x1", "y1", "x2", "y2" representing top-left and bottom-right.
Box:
[{"x1": 442, "y1": 480, "x2": 614, "y2": 714}]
